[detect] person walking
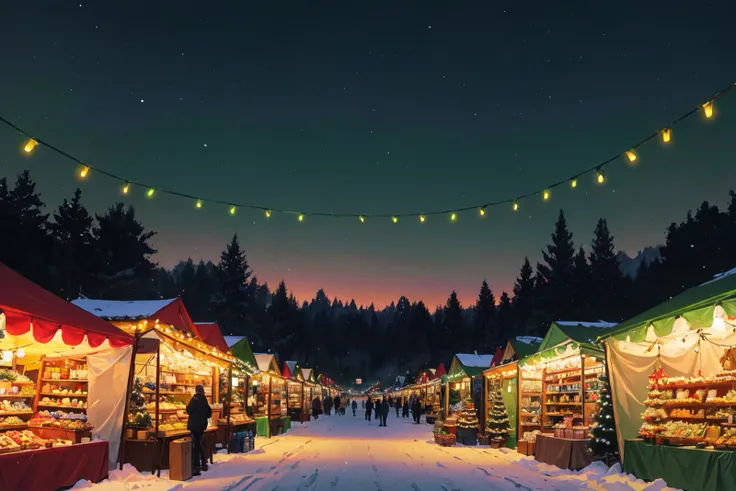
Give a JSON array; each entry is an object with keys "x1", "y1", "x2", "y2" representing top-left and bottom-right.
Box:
[
  {"x1": 186, "y1": 385, "x2": 212, "y2": 476},
  {"x1": 412, "y1": 397, "x2": 422, "y2": 424},
  {"x1": 352, "y1": 399, "x2": 357, "y2": 416},
  {"x1": 395, "y1": 397, "x2": 401, "y2": 417},
  {"x1": 365, "y1": 397, "x2": 374, "y2": 422},
  {"x1": 324, "y1": 395, "x2": 333, "y2": 416},
  {"x1": 380, "y1": 397, "x2": 389, "y2": 427},
  {"x1": 388, "y1": 396, "x2": 394, "y2": 408},
  {"x1": 362, "y1": 399, "x2": 365, "y2": 409},
  {"x1": 373, "y1": 397, "x2": 380, "y2": 421},
  {"x1": 402, "y1": 398, "x2": 410, "y2": 418},
  {"x1": 334, "y1": 395, "x2": 341, "y2": 416},
  {"x1": 311, "y1": 396, "x2": 322, "y2": 420}
]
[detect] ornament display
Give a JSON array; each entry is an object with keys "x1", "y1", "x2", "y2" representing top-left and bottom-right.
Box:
[{"x1": 486, "y1": 387, "x2": 511, "y2": 442}]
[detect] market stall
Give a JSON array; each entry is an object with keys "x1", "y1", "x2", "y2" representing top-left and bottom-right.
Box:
[
  {"x1": 601, "y1": 267, "x2": 736, "y2": 491},
  {"x1": 250, "y1": 353, "x2": 289, "y2": 438},
  {"x1": 0, "y1": 262, "x2": 134, "y2": 490},
  {"x1": 284, "y1": 361, "x2": 306, "y2": 423},
  {"x1": 300, "y1": 368, "x2": 318, "y2": 421},
  {"x1": 444, "y1": 353, "x2": 494, "y2": 418},
  {"x1": 72, "y1": 298, "x2": 254, "y2": 474},
  {"x1": 518, "y1": 321, "x2": 615, "y2": 469}
]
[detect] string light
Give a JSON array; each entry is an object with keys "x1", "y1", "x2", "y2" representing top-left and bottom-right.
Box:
[
  {"x1": 24, "y1": 138, "x2": 38, "y2": 153},
  {"x1": 196, "y1": 200, "x2": 202, "y2": 209},
  {"x1": 703, "y1": 101, "x2": 714, "y2": 118},
  {"x1": 3, "y1": 81, "x2": 734, "y2": 225},
  {"x1": 596, "y1": 167, "x2": 605, "y2": 183},
  {"x1": 229, "y1": 206, "x2": 236, "y2": 215}
]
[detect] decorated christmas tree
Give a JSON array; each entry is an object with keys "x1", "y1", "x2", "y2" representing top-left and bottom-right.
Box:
[
  {"x1": 128, "y1": 378, "x2": 153, "y2": 429},
  {"x1": 486, "y1": 387, "x2": 511, "y2": 441},
  {"x1": 588, "y1": 374, "x2": 618, "y2": 459},
  {"x1": 457, "y1": 397, "x2": 479, "y2": 430}
]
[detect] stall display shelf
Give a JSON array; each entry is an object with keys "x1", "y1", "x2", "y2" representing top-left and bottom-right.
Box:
[
  {"x1": 0, "y1": 395, "x2": 34, "y2": 399},
  {"x1": 545, "y1": 402, "x2": 582, "y2": 406},
  {"x1": 40, "y1": 379, "x2": 88, "y2": 383},
  {"x1": 0, "y1": 411, "x2": 33, "y2": 416},
  {"x1": 0, "y1": 423, "x2": 29, "y2": 430}
]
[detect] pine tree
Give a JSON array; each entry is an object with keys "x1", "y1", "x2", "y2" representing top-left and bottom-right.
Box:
[
  {"x1": 49, "y1": 189, "x2": 93, "y2": 299},
  {"x1": 215, "y1": 234, "x2": 253, "y2": 335},
  {"x1": 486, "y1": 387, "x2": 511, "y2": 440},
  {"x1": 128, "y1": 378, "x2": 152, "y2": 429},
  {"x1": 537, "y1": 210, "x2": 576, "y2": 322},
  {"x1": 90, "y1": 203, "x2": 156, "y2": 298},
  {"x1": 497, "y1": 292, "x2": 513, "y2": 341},
  {"x1": 588, "y1": 374, "x2": 618, "y2": 459},
  {"x1": 588, "y1": 219, "x2": 625, "y2": 320},
  {"x1": 444, "y1": 291, "x2": 464, "y2": 352},
  {"x1": 573, "y1": 246, "x2": 591, "y2": 320},
  {"x1": 512, "y1": 258, "x2": 535, "y2": 335},
  {"x1": 474, "y1": 280, "x2": 496, "y2": 348}
]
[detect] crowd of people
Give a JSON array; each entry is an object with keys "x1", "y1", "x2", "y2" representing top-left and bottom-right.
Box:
[{"x1": 308, "y1": 393, "x2": 426, "y2": 428}]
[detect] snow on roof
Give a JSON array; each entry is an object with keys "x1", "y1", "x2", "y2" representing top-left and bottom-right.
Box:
[
  {"x1": 555, "y1": 320, "x2": 617, "y2": 329},
  {"x1": 224, "y1": 336, "x2": 246, "y2": 347},
  {"x1": 301, "y1": 368, "x2": 313, "y2": 379},
  {"x1": 72, "y1": 298, "x2": 176, "y2": 320},
  {"x1": 701, "y1": 266, "x2": 736, "y2": 285},
  {"x1": 455, "y1": 353, "x2": 495, "y2": 368},
  {"x1": 254, "y1": 353, "x2": 276, "y2": 372},
  {"x1": 516, "y1": 336, "x2": 544, "y2": 344}
]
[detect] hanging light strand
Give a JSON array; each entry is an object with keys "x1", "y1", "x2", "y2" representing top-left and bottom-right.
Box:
[{"x1": 1, "y1": 80, "x2": 734, "y2": 222}]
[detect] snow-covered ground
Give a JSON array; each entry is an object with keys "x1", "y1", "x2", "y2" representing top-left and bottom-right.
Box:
[{"x1": 75, "y1": 411, "x2": 678, "y2": 490}]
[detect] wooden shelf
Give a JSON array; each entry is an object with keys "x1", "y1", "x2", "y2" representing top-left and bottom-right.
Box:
[
  {"x1": 0, "y1": 411, "x2": 33, "y2": 417},
  {"x1": 8, "y1": 381, "x2": 35, "y2": 386},
  {"x1": 0, "y1": 423, "x2": 29, "y2": 430},
  {"x1": 39, "y1": 393, "x2": 87, "y2": 398},
  {"x1": 37, "y1": 404, "x2": 86, "y2": 411},
  {"x1": 547, "y1": 390, "x2": 582, "y2": 395},
  {"x1": 545, "y1": 402, "x2": 582, "y2": 406},
  {"x1": 0, "y1": 394, "x2": 34, "y2": 399},
  {"x1": 41, "y1": 379, "x2": 88, "y2": 383}
]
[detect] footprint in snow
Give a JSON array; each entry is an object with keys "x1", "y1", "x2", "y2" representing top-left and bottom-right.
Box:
[
  {"x1": 476, "y1": 466, "x2": 491, "y2": 476},
  {"x1": 453, "y1": 456, "x2": 463, "y2": 461},
  {"x1": 302, "y1": 470, "x2": 319, "y2": 488},
  {"x1": 372, "y1": 464, "x2": 379, "y2": 475},
  {"x1": 436, "y1": 462, "x2": 446, "y2": 468},
  {"x1": 331, "y1": 476, "x2": 339, "y2": 487},
  {"x1": 291, "y1": 460, "x2": 301, "y2": 470}
]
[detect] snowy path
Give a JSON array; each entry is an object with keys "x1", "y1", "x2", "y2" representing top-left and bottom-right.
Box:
[{"x1": 76, "y1": 411, "x2": 676, "y2": 491}]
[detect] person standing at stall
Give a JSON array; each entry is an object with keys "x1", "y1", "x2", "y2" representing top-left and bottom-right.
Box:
[
  {"x1": 402, "y1": 397, "x2": 410, "y2": 418},
  {"x1": 412, "y1": 396, "x2": 422, "y2": 424},
  {"x1": 311, "y1": 396, "x2": 322, "y2": 420},
  {"x1": 380, "y1": 397, "x2": 389, "y2": 427},
  {"x1": 187, "y1": 385, "x2": 212, "y2": 476},
  {"x1": 395, "y1": 396, "x2": 401, "y2": 417},
  {"x1": 334, "y1": 395, "x2": 341, "y2": 416},
  {"x1": 374, "y1": 397, "x2": 381, "y2": 421},
  {"x1": 365, "y1": 397, "x2": 374, "y2": 422}
]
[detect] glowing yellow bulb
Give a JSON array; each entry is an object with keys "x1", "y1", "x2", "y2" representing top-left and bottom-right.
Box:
[
  {"x1": 196, "y1": 200, "x2": 202, "y2": 209},
  {"x1": 147, "y1": 188, "x2": 155, "y2": 197},
  {"x1": 703, "y1": 101, "x2": 713, "y2": 119},
  {"x1": 597, "y1": 169, "x2": 605, "y2": 183},
  {"x1": 265, "y1": 209, "x2": 272, "y2": 218},
  {"x1": 80, "y1": 166, "x2": 89, "y2": 178},
  {"x1": 571, "y1": 178, "x2": 577, "y2": 189},
  {"x1": 479, "y1": 207, "x2": 485, "y2": 216},
  {"x1": 359, "y1": 216, "x2": 365, "y2": 223},
  {"x1": 392, "y1": 216, "x2": 398, "y2": 223},
  {"x1": 420, "y1": 215, "x2": 425, "y2": 223},
  {"x1": 24, "y1": 139, "x2": 38, "y2": 153},
  {"x1": 298, "y1": 214, "x2": 304, "y2": 222},
  {"x1": 230, "y1": 206, "x2": 236, "y2": 215},
  {"x1": 122, "y1": 182, "x2": 130, "y2": 194},
  {"x1": 513, "y1": 201, "x2": 518, "y2": 211},
  {"x1": 625, "y1": 150, "x2": 637, "y2": 163},
  {"x1": 543, "y1": 190, "x2": 550, "y2": 201},
  {"x1": 661, "y1": 128, "x2": 671, "y2": 143},
  {"x1": 450, "y1": 212, "x2": 457, "y2": 221}
]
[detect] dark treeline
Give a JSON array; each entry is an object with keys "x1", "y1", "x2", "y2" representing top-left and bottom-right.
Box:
[{"x1": 3, "y1": 170, "x2": 736, "y2": 386}]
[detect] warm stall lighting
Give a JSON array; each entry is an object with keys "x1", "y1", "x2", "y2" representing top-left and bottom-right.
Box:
[
  {"x1": 570, "y1": 178, "x2": 577, "y2": 189},
  {"x1": 661, "y1": 128, "x2": 671, "y2": 143},
  {"x1": 543, "y1": 190, "x2": 550, "y2": 201},
  {"x1": 24, "y1": 139, "x2": 38, "y2": 153},
  {"x1": 625, "y1": 150, "x2": 637, "y2": 163},
  {"x1": 80, "y1": 166, "x2": 89, "y2": 178},
  {"x1": 703, "y1": 101, "x2": 714, "y2": 119}
]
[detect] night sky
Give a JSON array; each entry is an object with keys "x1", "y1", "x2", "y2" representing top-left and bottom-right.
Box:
[{"x1": 2, "y1": 2, "x2": 736, "y2": 309}]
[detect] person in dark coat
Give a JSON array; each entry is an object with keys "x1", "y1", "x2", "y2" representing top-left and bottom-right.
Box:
[
  {"x1": 365, "y1": 397, "x2": 374, "y2": 422},
  {"x1": 352, "y1": 399, "x2": 358, "y2": 416},
  {"x1": 324, "y1": 395, "x2": 333, "y2": 416},
  {"x1": 395, "y1": 397, "x2": 401, "y2": 417},
  {"x1": 412, "y1": 397, "x2": 422, "y2": 424},
  {"x1": 334, "y1": 396, "x2": 341, "y2": 416},
  {"x1": 311, "y1": 396, "x2": 322, "y2": 420},
  {"x1": 186, "y1": 385, "x2": 212, "y2": 475},
  {"x1": 373, "y1": 397, "x2": 380, "y2": 421},
  {"x1": 380, "y1": 397, "x2": 389, "y2": 426},
  {"x1": 388, "y1": 396, "x2": 394, "y2": 408},
  {"x1": 402, "y1": 398, "x2": 410, "y2": 418}
]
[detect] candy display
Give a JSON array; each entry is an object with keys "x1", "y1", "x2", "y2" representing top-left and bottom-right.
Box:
[
  {"x1": 0, "y1": 416, "x2": 26, "y2": 427},
  {"x1": 0, "y1": 399, "x2": 32, "y2": 415},
  {"x1": 0, "y1": 369, "x2": 33, "y2": 383}
]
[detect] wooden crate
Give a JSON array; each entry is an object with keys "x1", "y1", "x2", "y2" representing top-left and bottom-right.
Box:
[
  {"x1": 29, "y1": 425, "x2": 91, "y2": 443},
  {"x1": 517, "y1": 440, "x2": 536, "y2": 456},
  {"x1": 169, "y1": 438, "x2": 192, "y2": 481}
]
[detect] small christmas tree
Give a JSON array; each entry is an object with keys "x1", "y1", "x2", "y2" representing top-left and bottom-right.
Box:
[
  {"x1": 588, "y1": 374, "x2": 618, "y2": 460},
  {"x1": 486, "y1": 387, "x2": 511, "y2": 441},
  {"x1": 457, "y1": 397, "x2": 479, "y2": 430},
  {"x1": 128, "y1": 378, "x2": 152, "y2": 429}
]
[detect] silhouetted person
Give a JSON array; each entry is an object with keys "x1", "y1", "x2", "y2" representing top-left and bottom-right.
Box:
[
  {"x1": 395, "y1": 397, "x2": 401, "y2": 417},
  {"x1": 186, "y1": 385, "x2": 211, "y2": 476},
  {"x1": 412, "y1": 397, "x2": 422, "y2": 424},
  {"x1": 380, "y1": 397, "x2": 389, "y2": 426},
  {"x1": 365, "y1": 397, "x2": 374, "y2": 422},
  {"x1": 311, "y1": 396, "x2": 322, "y2": 420},
  {"x1": 352, "y1": 399, "x2": 357, "y2": 416},
  {"x1": 374, "y1": 398, "x2": 380, "y2": 421},
  {"x1": 402, "y1": 398, "x2": 410, "y2": 418}
]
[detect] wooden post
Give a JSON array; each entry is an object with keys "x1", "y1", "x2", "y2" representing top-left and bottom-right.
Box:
[
  {"x1": 118, "y1": 340, "x2": 139, "y2": 469},
  {"x1": 301, "y1": 381, "x2": 305, "y2": 423},
  {"x1": 267, "y1": 375, "x2": 272, "y2": 438},
  {"x1": 580, "y1": 354, "x2": 586, "y2": 428},
  {"x1": 444, "y1": 379, "x2": 449, "y2": 418},
  {"x1": 226, "y1": 365, "x2": 232, "y2": 454},
  {"x1": 154, "y1": 343, "x2": 161, "y2": 477}
]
